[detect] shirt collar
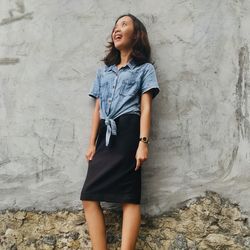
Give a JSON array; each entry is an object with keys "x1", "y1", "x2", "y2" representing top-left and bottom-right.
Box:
[{"x1": 104, "y1": 58, "x2": 136, "y2": 72}]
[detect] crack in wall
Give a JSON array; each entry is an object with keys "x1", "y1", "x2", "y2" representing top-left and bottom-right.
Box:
[
  {"x1": 222, "y1": 45, "x2": 250, "y2": 180},
  {"x1": 0, "y1": 12, "x2": 33, "y2": 26},
  {"x1": 0, "y1": 58, "x2": 20, "y2": 65},
  {"x1": 222, "y1": 145, "x2": 239, "y2": 180},
  {"x1": 9, "y1": 0, "x2": 25, "y2": 16},
  {"x1": 0, "y1": 159, "x2": 11, "y2": 167},
  {"x1": 235, "y1": 45, "x2": 250, "y2": 141},
  {"x1": 0, "y1": 0, "x2": 33, "y2": 26}
]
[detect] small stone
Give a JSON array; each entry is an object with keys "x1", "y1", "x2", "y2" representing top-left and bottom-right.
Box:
[
  {"x1": 203, "y1": 233, "x2": 236, "y2": 247},
  {"x1": 67, "y1": 240, "x2": 81, "y2": 249},
  {"x1": 221, "y1": 206, "x2": 242, "y2": 220},
  {"x1": 26, "y1": 237, "x2": 37, "y2": 246},
  {"x1": 70, "y1": 231, "x2": 80, "y2": 240},
  {"x1": 243, "y1": 236, "x2": 250, "y2": 248},
  {"x1": 5, "y1": 228, "x2": 15, "y2": 236},
  {"x1": 170, "y1": 233, "x2": 188, "y2": 250},
  {"x1": 10, "y1": 243, "x2": 17, "y2": 250},
  {"x1": 42, "y1": 235, "x2": 56, "y2": 246},
  {"x1": 73, "y1": 218, "x2": 85, "y2": 226},
  {"x1": 58, "y1": 225, "x2": 70, "y2": 233},
  {"x1": 14, "y1": 211, "x2": 27, "y2": 220}
]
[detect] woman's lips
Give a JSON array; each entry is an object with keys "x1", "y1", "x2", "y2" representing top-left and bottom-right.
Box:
[{"x1": 114, "y1": 34, "x2": 122, "y2": 41}]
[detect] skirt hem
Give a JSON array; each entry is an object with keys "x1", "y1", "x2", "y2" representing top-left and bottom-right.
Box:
[{"x1": 80, "y1": 192, "x2": 140, "y2": 204}]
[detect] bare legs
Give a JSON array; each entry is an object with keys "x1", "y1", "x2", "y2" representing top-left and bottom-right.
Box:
[
  {"x1": 82, "y1": 200, "x2": 108, "y2": 250},
  {"x1": 121, "y1": 203, "x2": 141, "y2": 250},
  {"x1": 82, "y1": 201, "x2": 141, "y2": 250}
]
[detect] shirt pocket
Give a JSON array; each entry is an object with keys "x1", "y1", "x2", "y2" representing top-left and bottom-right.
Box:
[{"x1": 119, "y1": 79, "x2": 140, "y2": 97}]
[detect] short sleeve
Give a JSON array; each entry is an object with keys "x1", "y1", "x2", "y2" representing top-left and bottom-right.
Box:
[
  {"x1": 88, "y1": 68, "x2": 101, "y2": 99},
  {"x1": 141, "y1": 63, "x2": 160, "y2": 99}
]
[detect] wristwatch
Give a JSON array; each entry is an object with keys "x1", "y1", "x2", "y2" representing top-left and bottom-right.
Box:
[{"x1": 139, "y1": 136, "x2": 149, "y2": 144}]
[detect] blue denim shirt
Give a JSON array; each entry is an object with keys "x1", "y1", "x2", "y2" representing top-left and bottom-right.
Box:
[{"x1": 89, "y1": 58, "x2": 160, "y2": 146}]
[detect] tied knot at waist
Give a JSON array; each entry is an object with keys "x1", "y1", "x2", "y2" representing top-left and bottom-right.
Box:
[{"x1": 104, "y1": 117, "x2": 117, "y2": 146}]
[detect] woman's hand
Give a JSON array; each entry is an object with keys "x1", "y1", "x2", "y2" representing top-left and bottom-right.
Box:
[
  {"x1": 85, "y1": 143, "x2": 96, "y2": 161},
  {"x1": 135, "y1": 142, "x2": 148, "y2": 171}
]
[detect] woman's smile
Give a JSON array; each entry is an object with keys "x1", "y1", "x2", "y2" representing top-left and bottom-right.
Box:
[{"x1": 114, "y1": 33, "x2": 123, "y2": 42}]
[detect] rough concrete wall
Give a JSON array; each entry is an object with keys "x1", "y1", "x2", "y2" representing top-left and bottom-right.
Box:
[{"x1": 0, "y1": 0, "x2": 250, "y2": 216}]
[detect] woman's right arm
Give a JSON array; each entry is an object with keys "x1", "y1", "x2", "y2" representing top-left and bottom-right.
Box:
[{"x1": 85, "y1": 98, "x2": 100, "y2": 161}]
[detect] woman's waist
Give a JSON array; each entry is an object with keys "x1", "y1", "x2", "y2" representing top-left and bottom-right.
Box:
[
  {"x1": 99, "y1": 113, "x2": 140, "y2": 131},
  {"x1": 101, "y1": 112, "x2": 139, "y2": 122}
]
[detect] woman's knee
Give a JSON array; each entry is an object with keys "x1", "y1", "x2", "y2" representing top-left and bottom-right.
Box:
[
  {"x1": 82, "y1": 200, "x2": 101, "y2": 210},
  {"x1": 121, "y1": 202, "x2": 140, "y2": 210}
]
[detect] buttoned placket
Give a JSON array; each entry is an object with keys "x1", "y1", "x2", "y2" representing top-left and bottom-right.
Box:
[
  {"x1": 107, "y1": 70, "x2": 118, "y2": 115},
  {"x1": 103, "y1": 62, "x2": 133, "y2": 147}
]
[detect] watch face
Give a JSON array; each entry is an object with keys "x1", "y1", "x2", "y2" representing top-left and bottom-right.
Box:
[{"x1": 140, "y1": 137, "x2": 149, "y2": 143}]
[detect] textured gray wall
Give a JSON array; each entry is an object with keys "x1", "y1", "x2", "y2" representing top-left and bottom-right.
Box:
[{"x1": 1, "y1": 0, "x2": 250, "y2": 216}]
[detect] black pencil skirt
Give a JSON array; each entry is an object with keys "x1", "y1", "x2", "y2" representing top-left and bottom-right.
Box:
[{"x1": 80, "y1": 113, "x2": 141, "y2": 204}]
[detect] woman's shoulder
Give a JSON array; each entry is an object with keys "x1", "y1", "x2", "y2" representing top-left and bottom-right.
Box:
[
  {"x1": 97, "y1": 64, "x2": 114, "y2": 74},
  {"x1": 136, "y1": 62, "x2": 156, "y2": 69},
  {"x1": 135, "y1": 62, "x2": 156, "y2": 74},
  {"x1": 93, "y1": 65, "x2": 108, "y2": 77}
]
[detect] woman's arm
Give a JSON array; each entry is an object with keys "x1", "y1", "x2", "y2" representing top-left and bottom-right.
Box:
[
  {"x1": 89, "y1": 98, "x2": 101, "y2": 145},
  {"x1": 86, "y1": 98, "x2": 101, "y2": 161},
  {"x1": 135, "y1": 91, "x2": 153, "y2": 170}
]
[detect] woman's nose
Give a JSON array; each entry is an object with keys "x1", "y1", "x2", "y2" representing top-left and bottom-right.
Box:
[{"x1": 114, "y1": 26, "x2": 121, "y2": 33}]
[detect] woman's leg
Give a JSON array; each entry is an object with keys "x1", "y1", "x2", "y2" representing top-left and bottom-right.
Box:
[
  {"x1": 121, "y1": 203, "x2": 141, "y2": 250},
  {"x1": 82, "y1": 200, "x2": 107, "y2": 250}
]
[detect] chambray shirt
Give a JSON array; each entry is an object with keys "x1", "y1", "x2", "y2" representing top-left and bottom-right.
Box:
[{"x1": 89, "y1": 58, "x2": 160, "y2": 146}]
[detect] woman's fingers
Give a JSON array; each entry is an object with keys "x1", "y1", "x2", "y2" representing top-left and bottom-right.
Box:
[
  {"x1": 89, "y1": 151, "x2": 95, "y2": 160},
  {"x1": 85, "y1": 150, "x2": 96, "y2": 161},
  {"x1": 135, "y1": 153, "x2": 149, "y2": 170},
  {"x1": 135, "y1": 158, "x2": 142, "y2": 171}
]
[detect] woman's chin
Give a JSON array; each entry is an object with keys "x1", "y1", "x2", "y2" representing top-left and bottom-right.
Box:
[
  {"x1": 114, "y1": 43, "x2": 123, "y2": 50},
  {"x1": 114, "y1": 44, "x2": 130, "y2": 52}
]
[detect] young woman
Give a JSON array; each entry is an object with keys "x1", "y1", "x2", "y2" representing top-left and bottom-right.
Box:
[{"x1": 80, "y1": 13, "x2": 160, "y2": 250}]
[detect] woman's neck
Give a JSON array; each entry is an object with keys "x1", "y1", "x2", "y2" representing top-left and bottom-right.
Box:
[{"x1": 119, "y1": 50, "x2": 132, "y2": 66}]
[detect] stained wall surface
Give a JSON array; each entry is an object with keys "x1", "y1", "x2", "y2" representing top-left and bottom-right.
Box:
[{"x1": 0, "y1": 0, "x2": 250, "y2": 216}]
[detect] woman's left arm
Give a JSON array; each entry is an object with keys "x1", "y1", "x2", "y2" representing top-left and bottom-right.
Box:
[{"x1": 135, "y1": 91, "x2": 153, "y2": 170}]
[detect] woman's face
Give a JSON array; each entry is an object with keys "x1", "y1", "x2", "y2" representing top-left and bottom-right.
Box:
[{"x1": 112, "y1": 16, "x2": 135, "y2": 51}]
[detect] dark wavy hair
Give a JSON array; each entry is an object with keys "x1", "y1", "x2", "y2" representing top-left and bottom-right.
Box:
[{"x1": 102, "y1": 13, "x2": 153, "y2": 67}]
